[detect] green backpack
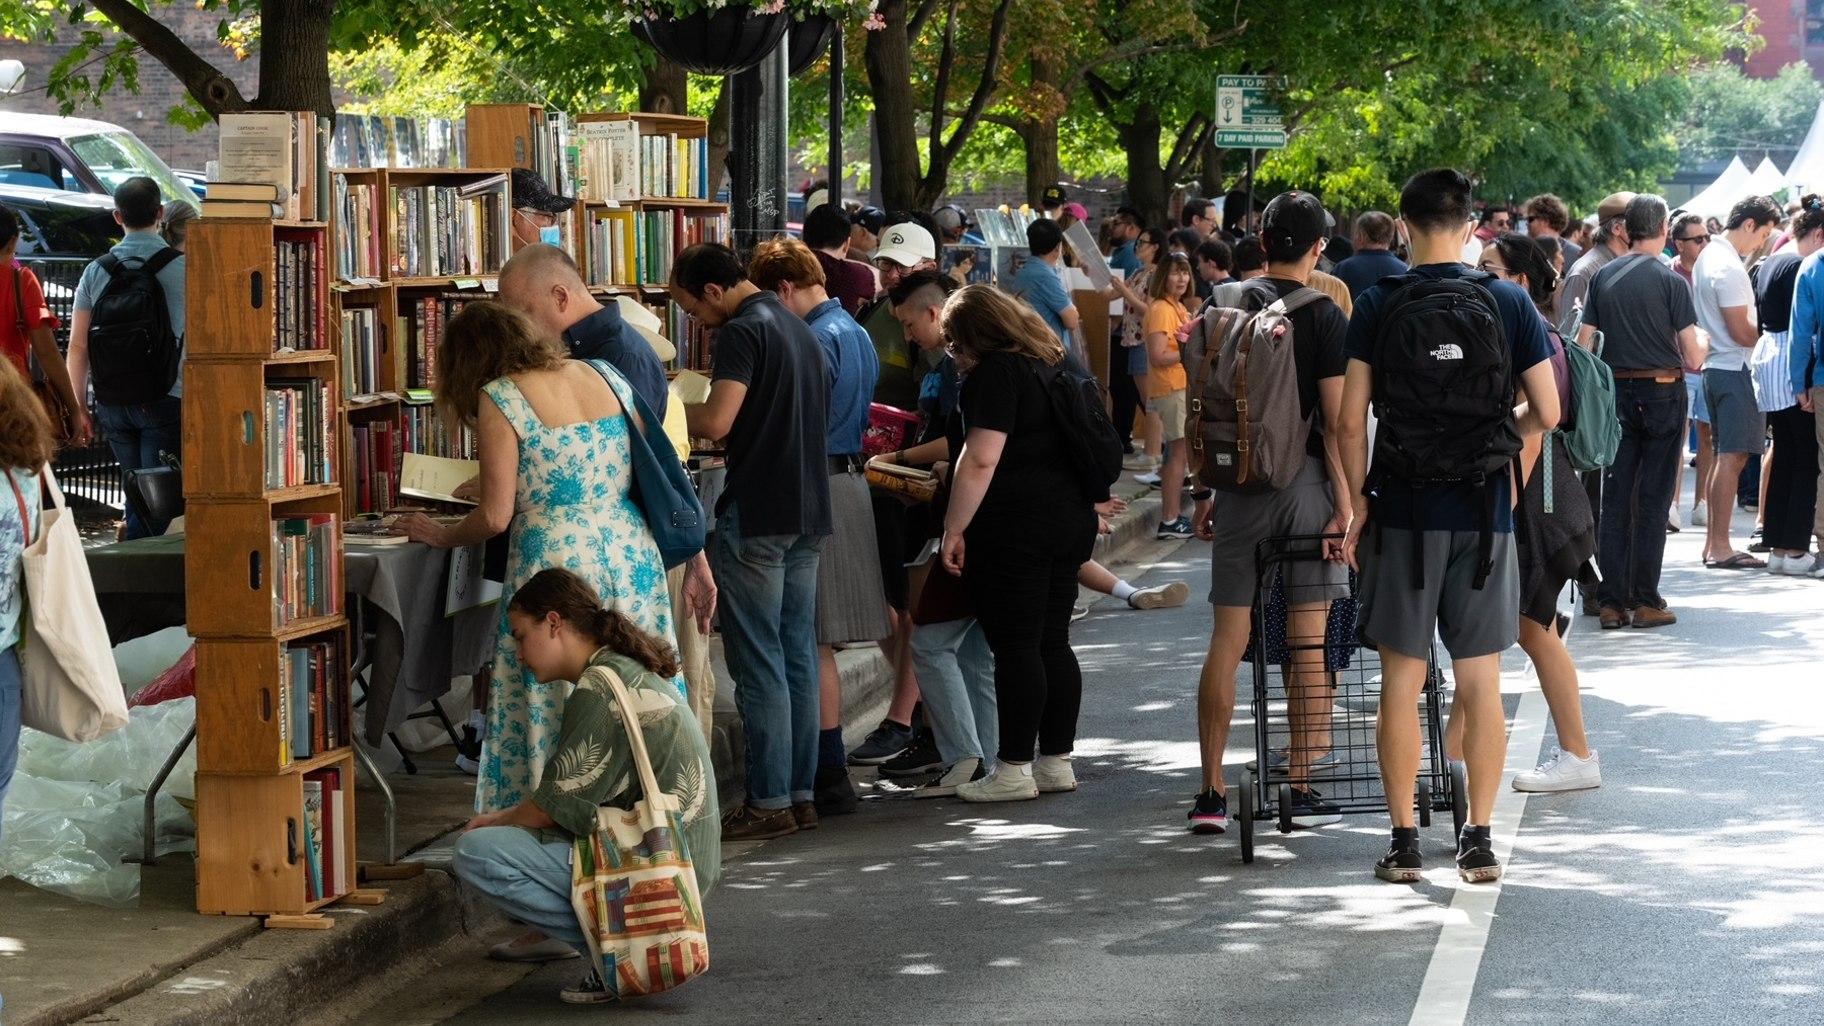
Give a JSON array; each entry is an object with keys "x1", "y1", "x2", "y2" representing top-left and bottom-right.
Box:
[{"x1": 1559, "y1": 329, "x2": 1620, "y2": 474}]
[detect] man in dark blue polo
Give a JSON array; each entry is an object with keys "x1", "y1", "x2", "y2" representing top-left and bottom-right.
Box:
[{"x1": 498, "y1": 243, "x2": 671, "y2": 419}]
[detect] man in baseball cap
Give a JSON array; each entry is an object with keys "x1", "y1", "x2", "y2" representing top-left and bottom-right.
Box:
[
  {"x1": 1556, "y1": 190, "x2": 1638, "y2": 336},
  {"x1": 849, "y1": 205, "x2": 887, "y2": 262},
  {"x1": 510, "y1": 167, "x2": 576, "y2": 250},
  {"x1": 932, "y1": 204, "x2": 983, "y2": 246},
  {"x1": 1040, "y1": 183, "x2": 1067, "y2": 212}
]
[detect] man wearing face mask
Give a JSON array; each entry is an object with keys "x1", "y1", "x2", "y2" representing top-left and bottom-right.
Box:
[{"x1": 509, "y1": 168, "x2": 574, "y2": 251}]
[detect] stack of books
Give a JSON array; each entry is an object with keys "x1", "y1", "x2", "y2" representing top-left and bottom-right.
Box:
[
  {"x1": 283, "y1": 636, "x2": 344, "y2": 763},
  {"x1": 264, "y1": 378, "x2": 334, "y2": 490},
  {"x1": 272, "y1": 514, "x2": 340, "y2": 625},
  {"x1": 668, "y1": 301, "x2": 714, "y2": 372},
  {"x1": 641, "y1": 132, "x2": 710, "y2": 199},
  {"x1": 388, "y1": 175, "x2": 510, "y2": 278},
  {"x1": 273, "y1": 232, "x2": 325, "y2": 352},
  {"x1": 202, "y1": 182, "x2": 282, "y2": 219},
  {"x1": 301, "y1": 768, "x2": 348, "y2": 902},
  {"x1": 215, "y1": 111, "x2": 330, "y2": 222}
]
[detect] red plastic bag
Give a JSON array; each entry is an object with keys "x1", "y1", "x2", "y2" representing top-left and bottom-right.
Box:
[
  {"x1": 129, "y1": 644, "x2": 197, "y2": 707},
  {"x1": 862, "y1": 403, "x2": 919, "y2": 457}
]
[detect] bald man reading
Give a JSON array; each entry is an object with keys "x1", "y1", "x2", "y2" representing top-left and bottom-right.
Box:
[{"x1": 498, "y1": 243, "x2": 671, "y2": 419}]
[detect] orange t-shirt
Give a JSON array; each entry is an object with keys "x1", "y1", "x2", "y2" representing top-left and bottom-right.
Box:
[
  {"x1": 1143, "y1": 296, "x2": 1190, "y2": 397},
  {"x1": 1, "y1": 263, "x2": 59, "y2": 375}
]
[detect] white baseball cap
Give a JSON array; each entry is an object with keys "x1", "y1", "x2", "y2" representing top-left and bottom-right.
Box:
[
  {"x1": 873, "y1": 221, "x2": 937, "y2": 268},
  {"x1": 615, "y1": 295, "x2": 676, "y2": 362}
]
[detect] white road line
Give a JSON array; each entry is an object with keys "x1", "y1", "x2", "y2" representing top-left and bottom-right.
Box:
[{"x1": 1407, "y1": 667, "x2": 1553, "y2": 1026}]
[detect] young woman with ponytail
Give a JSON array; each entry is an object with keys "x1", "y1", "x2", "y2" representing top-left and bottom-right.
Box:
[{"x1": 453, "y1": 567, "x2": 720, "y2": 1004}]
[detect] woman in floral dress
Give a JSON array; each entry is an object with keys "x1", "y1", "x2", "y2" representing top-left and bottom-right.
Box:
[{"x1": 398, "y1": 301, "x2": 683, "y2": 814}]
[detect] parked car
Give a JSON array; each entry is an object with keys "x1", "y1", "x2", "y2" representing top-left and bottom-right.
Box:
[
  {"x1": 0, "y1": 182, "x2": 120, "y2": 341},
  {"x1": 0, "y1": 111, "x2": 202, "y2": 204}
]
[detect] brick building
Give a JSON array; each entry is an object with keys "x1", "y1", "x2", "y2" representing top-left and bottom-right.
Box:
[
  {"x1": 0, "y1": 8, "x2": 256, "y2": 171},
  {"x1": 1744, "y1": 1, "x2": 1824, "y2": 79}
]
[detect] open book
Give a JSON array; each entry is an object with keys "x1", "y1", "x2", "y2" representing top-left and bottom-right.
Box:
[{"x1": 398, "y1": 453, "x2": 479, "y2": 505}]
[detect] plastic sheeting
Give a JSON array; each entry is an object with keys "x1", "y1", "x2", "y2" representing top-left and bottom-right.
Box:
[{"x1": 0, "y1": 698, "x2": 197, "y2": 906}]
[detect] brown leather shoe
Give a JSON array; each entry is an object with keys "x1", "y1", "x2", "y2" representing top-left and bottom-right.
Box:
[
  {"x1": 722, "y1": 805, "x2": 798, "y2": 841},
  {"x1": 1630, "y1": 605, "x2": 1677, "y2": 629},
  {"x1": 1598, "y1": 605, "x2": 1630, "y2": 629},
  {"x1": 792, "y1": 802, "x2": 820, "y2": 831}
]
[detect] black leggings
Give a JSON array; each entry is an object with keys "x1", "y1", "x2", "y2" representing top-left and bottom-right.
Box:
[
  {"x1": 1765, "y1": 405, "x2": 1820, "y2": 551},
  {"x1": 965, "y1": 520, "x2": 1094, "y2": 764},
  {"x1": 1109, "y1": 368, "x2": 1142, "y2": 449}
]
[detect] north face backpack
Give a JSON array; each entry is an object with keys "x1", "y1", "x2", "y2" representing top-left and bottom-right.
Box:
[
  {"x1": 1184, "y1": 281, "x2": 1326, "y2": 494},
  {"x1": 1369, "y1": 272, "x2": 1521, "y2": 588},
  {"x1": 86, "y1": 248, "x2": 183, "y2": 407},
  {"x1": 1042, "y1": 359, "x2": 1124, "y2": 504}
]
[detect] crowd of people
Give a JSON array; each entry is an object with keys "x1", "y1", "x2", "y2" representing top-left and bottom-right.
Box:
[{"x1": 4, "y1": 158, "x2": 1822, "y2": 1003}]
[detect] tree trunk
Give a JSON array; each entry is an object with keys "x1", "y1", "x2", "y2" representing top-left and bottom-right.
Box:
[
  {"x1": 1020, "y1": 118, "x2": 1059, "y2": 209},
  {"x1": 252, "y1": 0, "x2": 335, "y2": 115},
  {"x1": 1199, "y1": 137, "x2": 1225, "y2": 199},
  {"x1": 639, "y1": 59, "x2": 689, "y2": 116},
  {"x1": 1119, "y1": 109, "x2": 1167, "y2": 228},
  {"x1": 865, "y1": 0, "x2": 921, "y2": 214},
  {"x1": 706, "y1": 79, "x2": 732, "y2": 199}
]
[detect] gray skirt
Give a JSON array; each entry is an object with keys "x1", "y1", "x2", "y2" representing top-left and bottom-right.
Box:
[{"x1": 818, "y1": 467, "x2": 893, "y2": 644}]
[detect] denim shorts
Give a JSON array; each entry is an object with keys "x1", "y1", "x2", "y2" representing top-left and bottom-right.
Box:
[
  {"x1": 1685, "y1": 372, "x2": 1709, "y2": 425},
  {"x1": 1703, "y1": 367, "x2": 1766, "y2": 454},
  {"x1": 1126, "y1": 342, "x2": 1150, "y2": 376}
]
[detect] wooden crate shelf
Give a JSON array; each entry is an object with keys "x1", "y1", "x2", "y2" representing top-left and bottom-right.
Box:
[
  {"x1": 194, "y1": 754, "x2": 357, "y2": 917},
  {"x1": 195, "y1": 634, "x2": 351, "y2": 775}
]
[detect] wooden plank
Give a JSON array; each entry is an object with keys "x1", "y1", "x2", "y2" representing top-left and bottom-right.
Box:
[
  {"x1": 265, "y1": 914, "x2": 333, "y2": 930},
  {"x1": 339, "y1": 889, "x2": 386, "y2": 906},
  {"x1": 360, "y1": 862, "x2": 426, "y2": 882},
  {"x1": 1073, "y1": 289, "x2": 1113, "y2": 394},
  {"x1": 196, "y1": 773, "x2": 306, "y2": 915},
  {"x1": 182, "y1": 362, "x2": 266, "y2": 499}
]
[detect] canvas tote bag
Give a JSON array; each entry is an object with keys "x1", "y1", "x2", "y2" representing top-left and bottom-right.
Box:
[
  {"x1": 8, "y1": 464, "x2": 127, "y2": 741},
  {"x1": 569, "y1": 663, "x2": 708, "y2": 998}
]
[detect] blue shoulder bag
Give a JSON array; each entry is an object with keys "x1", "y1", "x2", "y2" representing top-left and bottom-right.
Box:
[{"x1": 588, "y1": 361, "x2": 705, "y2": 569}]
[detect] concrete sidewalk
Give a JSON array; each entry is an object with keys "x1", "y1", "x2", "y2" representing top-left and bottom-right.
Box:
[{"x1": 3, "y1": 483, "x2": 1168, "y2": 1026}]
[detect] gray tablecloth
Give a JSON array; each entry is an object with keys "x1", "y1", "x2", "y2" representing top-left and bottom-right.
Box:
[{"x1": 85, "y1": 536, "x2": 494, "y2": 742}]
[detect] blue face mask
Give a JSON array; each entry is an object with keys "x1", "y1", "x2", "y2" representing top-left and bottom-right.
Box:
[{"x1": 539, "y1": 224, "x2": 563, "y2": 246}]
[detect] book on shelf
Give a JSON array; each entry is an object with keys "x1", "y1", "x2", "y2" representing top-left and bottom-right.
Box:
[
  {"x1": 272, "y1": 514, "x2": 340, "y2": 625},
  {"x1": 207, "y1": 182, "x2": 280, "y2": 202},
  {"x1": 301, "y1": 778, "x2": 324, "y2": 899},
  {"x1": 586, "y1": 208, "x2": 728, "y2": 287},
  {"x1": 217, "y1": 111, "x2": 327, "y2": 221},
  {"x1": 302, "y1": 768, "x2": 346, "y2": 900},
  {"x1": 332, "y1": 175, "x2": 382, "y2": 280},
  {"x1": 667, "y1": 300, "x2": 715, "y2": 372},
  {"x1": 264, "y1": 377, "x2": 334, "y2": 490},
  {"x1": 399, "y1": 452, "x2": 479, "y2": 505},
  {"x1": 339, "y1": 306, "x2": 381, "y2": 399},
  {"x1": 388, "y1": 175, "x2": 510, "y2": 279},
  {"x1": 641, "y1": 132, "x2": 709, "y2": 200},
  {"x1": 349, "y1": 419, "x2": 399, "y2": 514},
  {"x1": 202, "y1": 200, "x2": 283, "y2": 218},
  {"x1": 402, "y1": 292, "x2": 491, "y2": 389},
  {"x1": 578, "y1": 119, "x2": 640, "y2": 204},
  {"x1": 401, "y1": 403, "x2": 476, "y2": 460},
  {"x1": 273, "y1": 233, "x2": 325, "y2": 352},
  {"x1": 331, "y1": 114, "x2": 467, "y2": 170},
  {"x1": 285, "y1": 635, "x2": 344, "y2": 762}
]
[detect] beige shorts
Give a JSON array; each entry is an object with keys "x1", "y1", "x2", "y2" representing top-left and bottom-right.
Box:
[{"x1": 1154, "y1": 388, "x2": 1187, "y2": 443}]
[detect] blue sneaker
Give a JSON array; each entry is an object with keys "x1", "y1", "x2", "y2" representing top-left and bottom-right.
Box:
[
  {"x1": 1156, "y1": 516, "x2": 1194, "y2": 540},
  {"x1": 1187, "y1": 788, "x2": 1228, "y2": 834}
]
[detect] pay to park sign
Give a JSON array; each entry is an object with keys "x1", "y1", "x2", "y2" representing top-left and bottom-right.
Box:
[{"x1": 1215, "y1": 74, "x2": 1287, "y2": 149}]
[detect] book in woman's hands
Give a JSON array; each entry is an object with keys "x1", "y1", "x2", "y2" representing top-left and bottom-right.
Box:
[{"x1": 398, "y1": 453, "x2": 479, "y2": 505}]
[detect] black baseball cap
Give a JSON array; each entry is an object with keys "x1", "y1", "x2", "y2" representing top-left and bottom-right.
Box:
[
  {"x1": 852, "y1": 205, "x2": 887, "y2": 235},
  {"x1": 1261, "y1": 190, "x2": 1328, "y2": 252},
  {"x1": 1040, "y1": 183, "x2": 1067, "y2": 208},
  {"x1": 511, "y1": 167, "x2": 575, "y2": 215}
]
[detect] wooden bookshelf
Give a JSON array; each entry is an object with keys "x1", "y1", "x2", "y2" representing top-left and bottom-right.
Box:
[{"x1": 185, "y1": 210, "x2": 359, "y2": 919}]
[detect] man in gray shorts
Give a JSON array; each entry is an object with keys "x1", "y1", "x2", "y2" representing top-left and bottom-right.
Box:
[
  {"x1": 1338, "y1": 168, "x2": 1562, "y2": 885},
  {"x1": 1185, "y1": 191, "x2": 1352, "y2": 837}
]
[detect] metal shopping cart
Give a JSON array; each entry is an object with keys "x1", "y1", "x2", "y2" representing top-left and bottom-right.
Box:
[{"x1": 1235, "y1": 534, "x2": 1465, "y2": 863}]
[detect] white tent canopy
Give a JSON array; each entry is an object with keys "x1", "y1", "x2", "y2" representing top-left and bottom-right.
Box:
[
  {"x1": 1681, "y1": 155, "x2": 1753, "y2": 221},
  {"x1": 1746, "y1": 155, "x2": 1788, "y2": 198},
  {"x1": 1787, "y1": 100, "x2": 1824, "y2": 194}
]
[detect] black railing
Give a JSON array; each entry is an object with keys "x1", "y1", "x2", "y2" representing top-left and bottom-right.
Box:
[{"x1": 25, "y1": 256, "x2": 125, "y2": 510}]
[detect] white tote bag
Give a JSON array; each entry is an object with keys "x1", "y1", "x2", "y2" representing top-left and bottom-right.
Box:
[{"x1": 8, "y1": 464, "x2": 127, "y2": 741}]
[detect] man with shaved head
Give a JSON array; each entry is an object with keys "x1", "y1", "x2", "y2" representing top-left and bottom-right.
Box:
[{"x1": 498, "y1": 243, "x2": 670, "y2": 418}]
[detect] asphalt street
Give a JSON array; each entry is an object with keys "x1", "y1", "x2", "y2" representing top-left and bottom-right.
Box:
[{"x1": 370, "y1": 495, "x2": 1824, "y2": 1025}]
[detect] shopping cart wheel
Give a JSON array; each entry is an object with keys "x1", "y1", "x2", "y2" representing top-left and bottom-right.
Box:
[
  {"x1": 1238, "y1": 774, "x2": 1256, "y2": 864},
  {"x1": 1449, "y1": 760, "x2": 1468, "y2": 840},
  {"x1": 1416, "y1": 780, "x2": 1433, "y2": 828},
  {"x1": 1277, "y1": 783, "x2": 1294, "y2": 834}
]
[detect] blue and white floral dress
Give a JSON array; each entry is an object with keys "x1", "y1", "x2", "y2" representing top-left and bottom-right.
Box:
[{"x1": 476, "y1": 361, "x2": 684, "y2": 813}]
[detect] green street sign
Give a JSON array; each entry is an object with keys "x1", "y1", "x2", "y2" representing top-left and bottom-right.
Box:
[{"x1": 1215, "y1": 74, "x2": 1287, "y2": 149}]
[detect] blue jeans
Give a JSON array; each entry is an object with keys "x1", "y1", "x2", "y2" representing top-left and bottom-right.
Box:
[
  {"x1": 909, "y1": 618, "x2": 998, "y2": 769},
  {"x1": 710, "y1": 503, "x2": 823, "y2": 810},
  {"x1": 453, "y1": 826, "x2": 589, "y2": 957},
  {"x1": 0, "y1": 645, "x2": 22, "y2": 849},
  {"x1": 1598, "y1": 378, "x2": 1687, "y2": 610},
  {"x1": 95, "y1": 395, "x2": 182, "y2": 539}
]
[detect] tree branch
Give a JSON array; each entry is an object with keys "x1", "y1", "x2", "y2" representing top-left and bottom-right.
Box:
[
  {"x1": 934, "y1": 0, "x2": 1013, "y2": 167},
  {"x1": 87, "y1": 0, "x2": 247, "y2": 115},
  {"x1": 1063, "y1": 22, "x2": 1249, "y2": 98},
  {"x1": 928, "y1": 0, "x2": 958, "y2": 164},
  {"x1": 1164, "y1": 113, "x2": 1210, "y2": 180},
  {"x1": 908, "y1": 0, "x2": 943, "y2": 38}
]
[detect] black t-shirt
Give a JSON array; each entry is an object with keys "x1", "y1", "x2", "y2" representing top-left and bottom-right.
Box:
[
  {"x1": 1240, "y1": 277, "x2": 1349, "y2": 459},
  {"x1": 710, "y1": 292, "x2": 833, "y2": 537},
  {"x1": 1581, "y1": 254, "x2": 1696, "y2": 371},
  {"x1": 956, "y1": 351, "x2": 1087, "y2": 536},
  {"x1": 1754, "y1": 250, "x2": 1802, "y2": 335}
]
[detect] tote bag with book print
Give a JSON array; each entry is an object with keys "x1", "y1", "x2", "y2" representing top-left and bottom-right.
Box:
[{"x1": 569, "y1": 664, "x2": 708, "y2": 997}]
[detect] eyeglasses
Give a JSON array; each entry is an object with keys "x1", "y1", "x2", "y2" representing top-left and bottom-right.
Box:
[{"x1": 1676, "y1": 234, "x2": 1710, "y2": 244}]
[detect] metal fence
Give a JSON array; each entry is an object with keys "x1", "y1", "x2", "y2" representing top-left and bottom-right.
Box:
[{"x1": 25, "y1": 255, "x2": 125, "y2": 510}]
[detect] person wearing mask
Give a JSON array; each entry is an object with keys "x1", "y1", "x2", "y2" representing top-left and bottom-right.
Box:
[
  {"x1": 675, "y1": 244, "x2": 834, "y2": 840},
  {"x1": 939, "y1": 285, "x2": 1098, "y2": 803},
  {"x1": 848, "y1": 205, "x2": 887, "y2": 265},
  {"x1": 1182, "y1": 197, "x2": 1220, "y2": 238},
  {"x1": 1669, "y1": 212, "x2": 1715, "y2": 532},
  {"x1": 1525, "y1": 193, "x2": 1583, "y2": 266},
  {"x1": 1334, "y1": 211, "x2": 1409, "y2": 298},
  {"x1": 746, "y1": 236, "x2": 889, "y2": 813},
  {"x1": 65, "y1": 176, "x2": 184, "y2": 539},
  {"x1": 452, "y1": 568, "x2": 718, "y2": 1005},
  {"x1": 1695, "y1": 195, "x2": 1781, "y2": 571},
  {"x1": 0, "y1": 204, "x2": 82, "y2": 442},
  {"x1": 1556, "y1": 192, "x2": 1634, "y2": 337},
  {"x1": 1137, "y1": 254, "x2": 1196, "y2": 540},
  {"x1": 508, "y1": 167, "x2": 574, "y2": 251},
  {"x1": 1009, "y1": 218, "x2": 1080, "y2": 351},
  {"x1": 1477, "y1": 233, "x2": 1602, "y2": 791},
  {"x1": 0, "y1": 358, "x2": 49, "y2": 846},
  {"x1": 1749, "y1": 197, "x2": 1824, "y2": 575},
  {"x1": 801, "y1": 204, "x2": 877, "y2": 316},
  {"x1": 1576, "y1": 195, "x2": 1702, "y2": 627}
]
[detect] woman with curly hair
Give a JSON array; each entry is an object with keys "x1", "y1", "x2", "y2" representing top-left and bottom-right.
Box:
[{"x1": 0, "y1": 356, "x2": 53, "y2": 839}]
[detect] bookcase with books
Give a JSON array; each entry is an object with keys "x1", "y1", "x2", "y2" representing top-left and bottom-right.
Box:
[{"x1": 183, "y1": 206, "x2": 362, "y2": 919}]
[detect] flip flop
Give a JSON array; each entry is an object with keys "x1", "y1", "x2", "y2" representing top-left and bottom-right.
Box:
[{"x1": 1704, "y1": 553, "x2": 1766, "y2": 570}]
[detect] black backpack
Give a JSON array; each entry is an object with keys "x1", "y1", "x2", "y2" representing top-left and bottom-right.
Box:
[
  {"x1": 87, "y1": 248, "x2": 183, "y2": 406},
  {"x1": 1368, "y1": 272, "x2": 1521, "y2": 589},
  {"x1": 1042, "y1": 359, "x2": 1123, "y2": 505}
]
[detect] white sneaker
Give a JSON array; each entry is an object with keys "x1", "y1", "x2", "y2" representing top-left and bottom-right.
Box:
[
  {"x1": 1667, "y1": 506, "x2": 1682, "y2": 533},
  {"x1": 957, "y1": 762, "x2": 1039, "y2": 802},
  {"x1": 1811, "y1": 561, "x2": 1824, "y2": 580},
  {"x1": 1690, "y1": 503, "x2": 1708, "y2": 527},
  {"x1": 1122, "y1": 454, "x2": 1156, "y2": 471},
  {"x1": 1769, "y1": 553, "x2": 1821, "y2": 576},
  {"x1": 913, "y1": 758, "x2": 982, "y2": 799},
  {"x1": 1132, "y1": 471, "x2": 1162, "y2": 487},
  {"x1": 1128, "y1": 580, "x2": 1190, "y2": 610},
  {"x1": 1033, "y1": 754, "x2": 1077, "y2": 793},
  {"x1": 1512, "y1": 749, "x2": 1602, "y2": 792},
  {"x1": 1070, "y1": 603, "x2": 1090, "y2": 622}
]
